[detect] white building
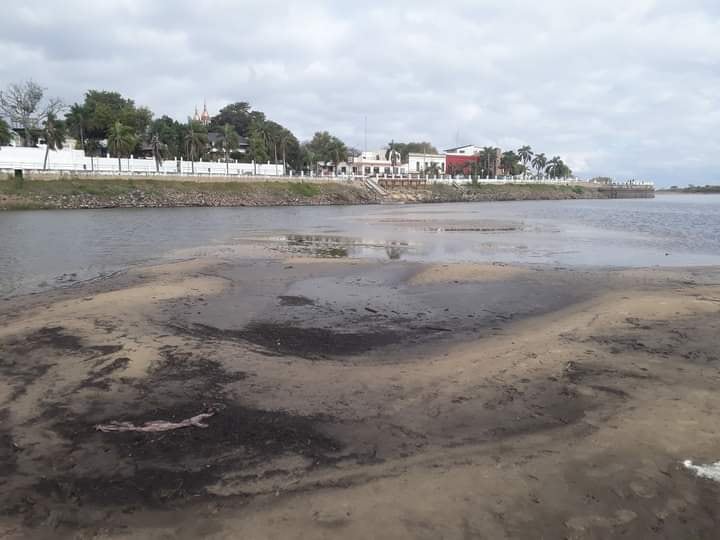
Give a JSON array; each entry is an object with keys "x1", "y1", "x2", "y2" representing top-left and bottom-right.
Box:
[
  {"x1": 407, "y1": 152, "x2": 445, "y2": 174},
  {"x1": 335, "y1": 150, "x2": 408, "y2": 176}
]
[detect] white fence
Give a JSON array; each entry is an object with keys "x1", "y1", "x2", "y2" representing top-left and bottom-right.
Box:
[
  {"x1": 0, "y1": 145, "x2": 654, "y2": 187},
  {"x1": 0, "y1": 145, "x2": 283, "y2": 176}
]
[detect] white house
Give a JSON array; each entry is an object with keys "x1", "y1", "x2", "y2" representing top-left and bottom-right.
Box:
[
  {"x1": 335, "y1": 150, "x2": 408, "y2": 176},
  {"x1": 407, "y1": 152, "x2": 445, "y2": 174}
]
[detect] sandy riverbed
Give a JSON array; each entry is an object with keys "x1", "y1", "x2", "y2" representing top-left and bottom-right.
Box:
[{"x1": 0, "y1": 254, "x2": 719, "y2": 538}]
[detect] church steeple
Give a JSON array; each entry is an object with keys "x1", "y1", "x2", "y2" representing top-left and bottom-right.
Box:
[{"x1": 200, "y1": 99, "x2": 210, "y2": 126}]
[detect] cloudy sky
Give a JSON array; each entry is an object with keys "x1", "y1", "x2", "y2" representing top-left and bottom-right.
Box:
[{"x1": 2, "y1": 0, "x2": 718, "y2": 184}]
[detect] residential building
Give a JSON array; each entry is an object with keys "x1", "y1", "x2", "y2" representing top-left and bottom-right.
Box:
[
  {"x1": 408, "y1": 152, "x2": 445, "y2": 174},
  {"x1": 444, "y1": 145, "x2": 504, "y2": 176}
]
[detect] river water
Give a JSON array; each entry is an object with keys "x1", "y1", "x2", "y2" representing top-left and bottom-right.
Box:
[{"x1": 1, "y1": 194, "x2": 719, "y2": 298}]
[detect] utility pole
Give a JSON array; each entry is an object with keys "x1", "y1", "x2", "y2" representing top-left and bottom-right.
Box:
[{"x1": 364, "y1": 116, "x2": 367, "y2": 153}]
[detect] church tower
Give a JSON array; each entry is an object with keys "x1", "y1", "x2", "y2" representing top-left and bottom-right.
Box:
[{"x1": 200, "y1": 100, "x2": 210, "y2": 126}]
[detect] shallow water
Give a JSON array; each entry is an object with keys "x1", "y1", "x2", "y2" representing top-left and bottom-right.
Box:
[{"x1": 1, "y1": 193, "x2": 719, "y2": 297}]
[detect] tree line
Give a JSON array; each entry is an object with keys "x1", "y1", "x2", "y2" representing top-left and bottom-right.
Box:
[
  {"x1": 1, "y1": 80, "x2": 573, "y2": 178},
  {"x1": 0, "y1": 81, "x2": 358, "y2": 173}
]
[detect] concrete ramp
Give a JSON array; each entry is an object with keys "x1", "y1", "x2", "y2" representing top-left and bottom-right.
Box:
[{"x1": 364, "y1": 178, "x2": 388, "y2": 197}]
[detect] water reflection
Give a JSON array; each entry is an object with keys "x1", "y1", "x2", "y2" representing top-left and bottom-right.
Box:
[{"x1": 275, "y1": 234, "x2": 411, "y2": 260}]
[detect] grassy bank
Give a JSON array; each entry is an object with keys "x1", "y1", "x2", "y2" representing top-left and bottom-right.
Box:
[
  {"x1": 1, "y1": 175, "x2": 634, "y2": 210},
  {"x1": 0, "y1": 176, "x2": 375, "y2": 210}
]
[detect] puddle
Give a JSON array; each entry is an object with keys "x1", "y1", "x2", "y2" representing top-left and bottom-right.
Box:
[{"x1": 266, "y1": 234, "x2": 412, "y2": 260}]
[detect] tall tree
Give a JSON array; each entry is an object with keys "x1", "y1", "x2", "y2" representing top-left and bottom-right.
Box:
[
  {"x1": 501, "y1": 150, "x2": 522, "y2": 176},
  {"x1": 152, "y1": 115, "x2": 184, "y2": 159},
  {"x1": 107, "y1": 121, "x2": 136, "y2": 172},
  {"x1": 550, "y1": 158, "x2": 572, "y2": 178},
  {"x1": 532, "y1": 153, "x2": 547, "y2": 178},
  {"x1": 304, "y1": 131, "x2": 347, "y2": 164},
  {"x1": 517, "y1": 145, "x2": 533, "y2": 178},
  {"x1": 221, "y1": 123, "x2": 240, "y2": 175},
  {"x1": 149, "y1": 133, "x2": 164, "y2": 173},
  {"x1": 0, "y1": 81, "x2": 63, "y2": 147},
  {"x1": 481, "y1": 146, "x2": 500, "y2": 177},
  {"x1": 210, "y1": 102, "x2": 252, "y2": 136},
  {"x1": 183, "y1": 120, "x2": 208, "y2": 174},
  {"x1": 42, "y1": 113, "x2": 67, "y2": 170},
  {"x1": 76, "y1": 90, "x2": 152, "y2": 155},
  {"x1": 247, "y1": 118, "x2": 270, "y2": 164},
  {"x1": 65, "y1": 103, "x2": 87, "y2": 150},
  {"x1": 0, "y1": 118, "x2": 11, "y2": 145}
]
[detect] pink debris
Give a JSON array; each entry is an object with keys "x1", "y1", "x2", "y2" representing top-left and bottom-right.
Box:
[{"x1": 95, "y1": 412, "x2": 215, "y2": 433}]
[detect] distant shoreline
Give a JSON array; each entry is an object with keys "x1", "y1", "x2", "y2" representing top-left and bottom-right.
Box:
[{"x1": 0, "y1": 176, "x2": 653, "y2": 210}]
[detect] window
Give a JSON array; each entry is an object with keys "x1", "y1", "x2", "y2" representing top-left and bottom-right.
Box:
[
  {"x1": 365, "y1": 167, "x2": 371, "y2": 174},
  {"x1": 416, "y1": 162, "x2": 420, "y2": 171},
  {"x1": 384, "y1": 167, "x2": 391, "y2": 174},
  {"x1": 373, "y1": 167, "x2": 380, "y2": 174}
]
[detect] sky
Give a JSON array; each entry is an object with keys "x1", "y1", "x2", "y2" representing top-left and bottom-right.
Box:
[{"x1": 1, "y1": 0, "x2": 719, "y2": 185}]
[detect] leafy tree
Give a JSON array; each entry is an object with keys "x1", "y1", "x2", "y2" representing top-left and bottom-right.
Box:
[
  {"x1": 152, "y1": 115, "x2": 184, "y2": 159},
  {"x1": 42, "y1": 113, "x2": 67, "y2": 170},
  {"x1": 221, "y1": 123, "x2": 240, "y2": 174},
  {"x1": 532, "y1": 153, "x2": 547, "y2": 178},
  {"x1": 390, "y1": 142, "x2": 439, "y2": 161},
  {"x1": 0, "y1": 118, "x2": 11, "y2": 145},
  {"x1": 75, "y1": 90, "x2": 152, "y2": 155},
  {"x1": 247, "y1": 118, "x2": 270, "y2": 164},
  {"x1": 65, "y1": 103, "x2": 88, "y2": 150},
  {"x1": 0, "y1": 81, "x2": 63, "y2": 147},
  {"x1": 481, "y1": 146, "x2": 500, "y2": 177},
  {"x1": 183, "y1": 120, "x2": 208, "y2": 173},
  {"x1": 210, "y1": 102, "x2": 252, "y2": 136},
  {"x1": 304, "y1": 131, "x2": 347, "y2": 164},
  {"x1": 545, "y1": 156, "x2": 571, "y2": 178},
  {"x1": 501, "y1": 150, "x2": 523, "y2": 176},
  {"x1": 385, "y1": 140, "x2": 401, "y2": 166},
  {"x1": 107, "y1": 121, "x2": 137, "y2": 172},
  {"x1": 517, "y1": 145, "x2": 533, "y2": 178}
]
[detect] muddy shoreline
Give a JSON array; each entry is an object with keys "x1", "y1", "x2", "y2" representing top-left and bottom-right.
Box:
[
  {"x1": 0, "y1": 256, "x2": 718, "y2": 538},
  {"x1": 0, "y1": 177, "x2": 644, "y2": 210}
]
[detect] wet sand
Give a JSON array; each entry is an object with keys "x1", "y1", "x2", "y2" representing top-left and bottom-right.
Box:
[{"x1": 1, "y1": 254, "x2": 719, "y2": 538}]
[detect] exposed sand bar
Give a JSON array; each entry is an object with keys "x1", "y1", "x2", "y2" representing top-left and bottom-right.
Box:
[{"x1": 0, "y1": 255, "x2": 719, "y2": 538}]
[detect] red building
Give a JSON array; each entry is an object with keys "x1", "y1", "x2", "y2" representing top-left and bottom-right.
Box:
[{"x1": 444, "y1": 145, "x2": 503, "y2": 176}]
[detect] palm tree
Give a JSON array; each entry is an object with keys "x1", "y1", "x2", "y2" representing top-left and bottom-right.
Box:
[
  {"x1": 222, "y1": 123, "x2": 240, "y2": 175},
  {"x1": 184, "y1": 121, "x2": 207, "y2": 174},
  {"x1": 482, "y1": 147, "x2": 500, "y2": 177},
  {"x1": 546, "y1": 156, "x2": 562, "y2": 178},
  {"x1": 532, "y1": 153, "x2": 547, "y2": 178},
  {"x1": 42, "y1": 113, "x2": 66, "y2": 170},
  {"x1": 517, "y1": 145, "x2": 533, "y2": 178},
  {"x1": 150, "y1": 133, "x2": 163, "y2": 173},
  {"x1": 66, "y1": 104, "x2": 87, "y2": 150},
  {"x1": 107, "y1": 121, "x2": 136, "y2": 172}
]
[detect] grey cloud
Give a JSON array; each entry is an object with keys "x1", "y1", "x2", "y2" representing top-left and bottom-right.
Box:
[{"x1": 1, "y1": 0, "x2": 719, "y2": 184}]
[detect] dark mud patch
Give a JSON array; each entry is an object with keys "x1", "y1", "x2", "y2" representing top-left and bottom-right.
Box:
[
  {"x1": 23, "y1": 326, "x2": 83, "y2": 351},
  {"x1": 172, "y1": 322, "x2": 402, "y2": 359},
  {"x1": 563, "y1": 360, "x2": 654, "y2": 384},
  {"x1": 0, "y1": 411, "x2": 18, "y2": 477},
  {"x1": 39, "y1": 403, "x2": 340, "y2": 514},
  {"x1": 278, "y1": 295, "x2": 316, "y2": 306},
  {"x1": 82, "y1": 357, "x2": 131, "y2": 389}
]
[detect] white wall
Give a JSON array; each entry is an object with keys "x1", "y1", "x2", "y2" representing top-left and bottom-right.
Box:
[
  {"x1": 407, "y1": 153, "x2": 446, "y2": 173},
  {"x1": 0, "y1": 145, "x2": 283, "y2": 176}
]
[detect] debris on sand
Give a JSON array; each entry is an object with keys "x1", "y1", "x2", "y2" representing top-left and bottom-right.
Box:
[
  {"x1": 683, "y1": 459, "x2": 720, "y2": 482},
  {"x1": 95, "y1": 412, "x2": 215, "y2": 433}
]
